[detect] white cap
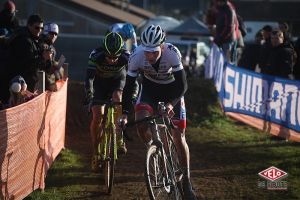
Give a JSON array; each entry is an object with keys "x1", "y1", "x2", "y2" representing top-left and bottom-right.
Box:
[{"x1": 44, "y1": 23, "x2": 59, "y2": 35}]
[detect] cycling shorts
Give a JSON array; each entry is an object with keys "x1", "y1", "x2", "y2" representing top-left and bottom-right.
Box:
[
  {"x1": 92, "y1": 68, "x2": 126, "y2": 106},
  {"x1": 135, "y1": 79, "x2": 186, "y2": 129}
]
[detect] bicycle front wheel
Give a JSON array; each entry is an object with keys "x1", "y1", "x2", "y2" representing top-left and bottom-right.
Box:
[
  {"x1": 145, "y1": 145, "x2": 172, "y2": 200},
  {"x1": 167, "y1": 139, "x2": 184, "y2": 200},
  {"x1": 104, "y1": 126, "x2": 116, "y2": 194}
]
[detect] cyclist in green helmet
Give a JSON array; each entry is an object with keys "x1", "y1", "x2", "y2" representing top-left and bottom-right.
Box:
[{"x1": 84, "y1": 32, "x2": 129, "y2": 172}]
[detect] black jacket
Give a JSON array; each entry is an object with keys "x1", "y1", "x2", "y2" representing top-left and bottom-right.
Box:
[
  {"x1": 0, "y1": 10, "x2": 19, "y2": 35},
  {"x1": 265, "y1": 43, "x2": 294, "y2": 79},
  {"x1": 8, "y1": 27, "x2": 44, "y2": 92}
]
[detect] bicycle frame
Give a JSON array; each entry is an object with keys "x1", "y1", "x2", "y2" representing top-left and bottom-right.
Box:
[
  {"x1": 127, "y1": 102, "x2": 183, "y2": 199},
  {"x1": 101, "y1": 104, "x2": 117, "y2": 161},
  {"x1": 97, "y1": 100, "x2": 120, "y2": 194}
]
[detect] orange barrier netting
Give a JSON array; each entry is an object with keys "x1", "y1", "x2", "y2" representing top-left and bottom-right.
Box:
[{"x1": 0, "y1": 79, "x2": 68, "y2": 200}]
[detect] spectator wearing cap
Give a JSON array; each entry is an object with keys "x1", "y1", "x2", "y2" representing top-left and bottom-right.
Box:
[
  {"x1": 39, "y1": 22, "x2": 61, "y2": 91},
  {"x1": 0, "y1": 0, "x2": 19, "y2": 36},
  {"x1": 40, "y1": 23, "x2": 59, "y2": 61},
  {"x1": 7, "y1": 14, "x2": 52, "y2": 93}
]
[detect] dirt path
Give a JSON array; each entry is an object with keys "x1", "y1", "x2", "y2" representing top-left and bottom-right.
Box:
[{"x1": 64, "y1": 81, "x2": 203, "y2": 200}]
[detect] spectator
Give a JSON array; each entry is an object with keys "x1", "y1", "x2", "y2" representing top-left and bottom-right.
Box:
[
  {"x1": 205, "y1": 0, "x2": 218, "y2": 36},
  {"x1": 0, "y1": 28, "x2": 8, "y2": 58},
  {"x1": 40, "y1": 22, "x2": 62, "y2": 91},
  {"x1": 238, "y1": 30, "x2": 264, "y2": 71},
  {"x1": 0, "y1": 0, "x2": 19, "y2": 36},
  {"x1": 259, "y1": 25, "x2": 273, "y2": 73},
  {"x1": 235, "y1": 14, "x2": 245, "y2": 63},
  {"x1": 214, "y1": 0, "x2": 240, "y2": 64},
  {"x1": 293, "y1": 37, "x2": 300, "y2": 79},
  {"x1": 278, "y1": 22, "x2": 292, "y2": 45},
  {"x1": 8, "y1": 75, "x2": 36, "y2": 107},
  {"x1": 0, "y1": 28, "x2": 9, "y2": 104},
  {"x1": 7, "y1": 14, "x2": 51, "y2": 93},
  {"x1": 264, "y1": 29, "x2": 294, "y2": 79}
]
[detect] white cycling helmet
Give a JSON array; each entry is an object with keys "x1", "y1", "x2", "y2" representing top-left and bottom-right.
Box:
[
  {"x1": 141, "y1": 24, "x2": 165, "y2": 51},
  {"x1": 43, "y1": 23, "x2": 59, "y2": 35}
]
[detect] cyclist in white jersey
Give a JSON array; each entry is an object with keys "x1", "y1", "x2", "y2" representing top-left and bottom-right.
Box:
[{"x1": 121, "y1": 24, "x2": 197, "y2": 199}]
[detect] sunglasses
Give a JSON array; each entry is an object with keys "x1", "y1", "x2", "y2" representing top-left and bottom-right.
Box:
[{"x1": 35, "y1": 26, "x2": 43, "y2": 30}]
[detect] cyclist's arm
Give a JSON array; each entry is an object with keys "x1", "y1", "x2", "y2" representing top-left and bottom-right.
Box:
[
  {"x1": 122, "y1": 74, "x2": 137, "y2": 115},
  {"x1": 84, "y1": 68, "x2": 95, "y2": 98},
  {"x1": 167, "y1": 44, "x2": 188, "y2": 106},
  {"x1": 170, "y1": 69, "x2": 188, "y2": 106},
  {"x1": 122, "y1": 48, "x2": 140, "y2": 114},
  {"x1": 85, "y1": 52, "x2": 97, "y2": 97}
]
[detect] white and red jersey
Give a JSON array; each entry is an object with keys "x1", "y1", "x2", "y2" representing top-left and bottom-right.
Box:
[{"x1": 127, "y1": 43, "x2": 184, "y2": 84}]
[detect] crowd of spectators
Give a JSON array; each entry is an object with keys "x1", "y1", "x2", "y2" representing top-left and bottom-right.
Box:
[
  {"x1": 205, "y1": 0, "x2": 299, "y2": 81},
  {"x1": 0, "y1": 1, "x2": 63, "y2": 110},
  {"x1": 238, "y1": 23, "x2": 298, "y2": 80}
]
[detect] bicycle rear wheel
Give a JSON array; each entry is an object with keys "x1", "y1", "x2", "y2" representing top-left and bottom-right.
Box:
[{"x1": 104, "y1": 126, "x2": 116, "y2": 194}]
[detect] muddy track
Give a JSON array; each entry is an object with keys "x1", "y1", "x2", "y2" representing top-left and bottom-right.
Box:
[{"x1": 63, "y1": 81, "x2": 203, "y2": 200}]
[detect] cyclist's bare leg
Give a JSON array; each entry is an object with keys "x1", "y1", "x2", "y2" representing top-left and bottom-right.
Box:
[
  {"x1": 90, "y1": 105, "x2": 105, "y2": 155},
  {"x1": 172, "y1": 128, "x2": 190, "y2": 176},
  {"x1": 135, "y1": 110, "x2": 152, "y2": 145},
  {"x1": 172, "y1": 127, "x2": 197, "y2": 199}
]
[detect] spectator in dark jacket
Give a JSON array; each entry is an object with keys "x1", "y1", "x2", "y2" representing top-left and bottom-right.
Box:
[
  {"x1": 264, "y1": 29, "x2": 294, "y2": 79},
  {"x1": 0, "y1": 0, "x2": 19, "y2": 36},
  {"x1": 278, "y1": 22, "x2": 293, "y2": 45},
  {"x1": 259, "y1": 25, "x2": 273, "y2": 73},
  {"x1": 7, "y1": 14, "x2": 52, "y2": 93},
  {"x1": 293, "y1": 37, "x2": 300, "y2": 79},
  {"x1": 0, "y1": 28, "x2": 9, "y2": 104},
  {"x1": 238, "y1": 30, "x2": 264, "y2": 71}
]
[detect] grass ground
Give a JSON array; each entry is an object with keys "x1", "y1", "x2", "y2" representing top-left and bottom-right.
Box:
[{"x1": 25, "y1": 78, "x2": 300, "y2": 200}]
